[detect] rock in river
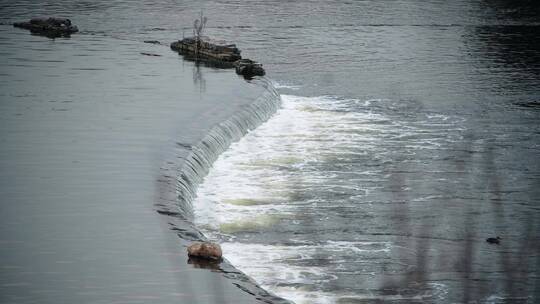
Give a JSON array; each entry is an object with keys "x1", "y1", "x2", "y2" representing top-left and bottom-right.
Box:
[
  {"x1": 187, "y1": 242, "x2": 223, "y2": 260},
  {"x1": 234, "y1": 59, "x2": 266, "y2": 78},
  {"x1": 13, "y1": 17, "x2": 78, "y2": 38}
]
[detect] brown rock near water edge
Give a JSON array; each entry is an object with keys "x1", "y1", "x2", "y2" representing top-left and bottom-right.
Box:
[{"x1": 187, "y1": 242, "x2": 223, "y2": 260}]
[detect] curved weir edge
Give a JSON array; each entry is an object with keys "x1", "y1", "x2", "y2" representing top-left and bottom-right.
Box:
[{"x1": 155, "y1": 78, "x2": 292, "y2": 304}]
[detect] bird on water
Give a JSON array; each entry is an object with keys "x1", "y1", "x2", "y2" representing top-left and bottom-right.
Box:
[{"x1": 486, "y1": 236, "x2": 501, "y2": 244}]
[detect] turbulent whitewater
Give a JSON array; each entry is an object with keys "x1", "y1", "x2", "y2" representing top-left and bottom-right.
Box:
[
  {"x1": 192, "y1": 94, "x2": 473, "y2": 303},
  {"x1": 193, "y1": 85, "x2": 539, "y2": 303}
]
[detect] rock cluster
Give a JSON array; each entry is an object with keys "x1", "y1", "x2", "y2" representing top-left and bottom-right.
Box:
[
  {"x1": 170, "y1": 37, "x2": 266, "y2": 78},
  {"x1": 187, "y1": 242, "x2": 223, "y2": 260},
  {"x1": 14, "y1": 17, "x2": 78, "y2": 38}
]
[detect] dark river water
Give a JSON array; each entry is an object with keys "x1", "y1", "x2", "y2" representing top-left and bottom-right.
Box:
[{"x1": 1, "y1": 1, "x2": 540, "y2": 303}]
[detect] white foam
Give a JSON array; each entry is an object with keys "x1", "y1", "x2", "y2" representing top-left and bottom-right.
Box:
[
  {"x1": 193, "y1": 94, "x2": 457, "y2": 303},
  {"x1": 272, "y1": 81, "x2": 301, "y2": 90}
]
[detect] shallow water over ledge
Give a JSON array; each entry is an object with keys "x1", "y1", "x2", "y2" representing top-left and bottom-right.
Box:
[{"x1": 0, "y1": 22, "x2": 283, "y2": 303}]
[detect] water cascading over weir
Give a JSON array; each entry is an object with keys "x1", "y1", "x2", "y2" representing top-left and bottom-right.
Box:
[
  {"x1": 178, "y1": 80, "x2": 280, "y2": 220},
  {"x1": 153, "y1": 78, "x2": 291, "y2": 304}
]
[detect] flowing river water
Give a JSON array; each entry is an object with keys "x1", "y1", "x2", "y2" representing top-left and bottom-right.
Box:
[{"x1": 1, "y1": 1, "x2": 539, "y2": 303}]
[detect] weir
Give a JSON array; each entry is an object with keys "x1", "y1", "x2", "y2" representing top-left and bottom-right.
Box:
[
  {"x1": 0, "y1": 26, "x2": 288, "y2": 303},
  {"x1": 154, "y1": 77, "x2": 291, "y2": 303},
  {"x1": 176, "y1": 80, "x2": 281, "y2": 219}
]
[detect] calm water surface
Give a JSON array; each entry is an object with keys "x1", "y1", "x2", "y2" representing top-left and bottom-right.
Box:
[
  {"x1": 0, "y1": 1, "x2": 276, "y2": 303},
  {"x1": 1, "y1": 0, "x2": 539, "y2": 303}
]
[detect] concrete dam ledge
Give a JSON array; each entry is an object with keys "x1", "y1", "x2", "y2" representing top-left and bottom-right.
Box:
[{"x1": 155, "y1": 77, "x2": 291, "y2": 303}]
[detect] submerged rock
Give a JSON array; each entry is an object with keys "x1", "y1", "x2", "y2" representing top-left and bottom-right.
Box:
[
  {"x1": 234, "y1": 58, "x2": 265, "y2": 78},
  {"x1": 143, "y1": 40, "x2": 161, "y2": 45},
  {"x1": 13, "y1": 17, "x2": 78, "y2": 38},
  {"x1": 514, "y1": 101, "x2": 540, "y2": 109},
  {"x1": 486, "y1": 236, "x2": 501, "y2": 244},
  {"x1": 187, "y1": 242, "x2": 223, "y2": 260},
  {"x1": 140, "y1": 52, "x2": 161, "y2": 57}
]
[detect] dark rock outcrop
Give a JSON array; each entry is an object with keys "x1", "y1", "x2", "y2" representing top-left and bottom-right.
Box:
[
  {"x1": 234, "y1": 59, "x2": 265, "y2": 78},
  {"x1": 13, "y1": 17, "x2": 78, "y2": 38},
  {"x1": 187, "y1": 242, "x2": 223, "y2": 260},
  {"x1": 171, "y1": 37, "x2": 241, "y2": 62},
  {"x1": 170, "y1": 36, "x2": 266, "y2": 78}
]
